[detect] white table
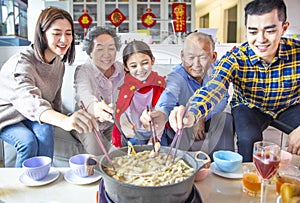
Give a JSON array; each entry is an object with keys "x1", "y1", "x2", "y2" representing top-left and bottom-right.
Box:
[
  {"x1": 0, "y1": 166, "x2": 278, "y2": 203},
  {"x1": 195, "y1": 167, "x2": 278, "y2": 203},
  {"x1": 0, "y1": 167, "x2": 99, "y2": 203}
]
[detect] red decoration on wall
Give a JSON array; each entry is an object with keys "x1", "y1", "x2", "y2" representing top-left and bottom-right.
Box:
[
  {"x1": 141, "y1": 8, "x2": 156, "y2": 28},
  {"x1": 78, "y1": 13, "x2": 93, "y2": 29},
  {"x1": 107, "y1": 8, "x2": 126, "y2": 27},
  {"x1": 172, "y1": 3, "x2": 186, "y2": 32}
]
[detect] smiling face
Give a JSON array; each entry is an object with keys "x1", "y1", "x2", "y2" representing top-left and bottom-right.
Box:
[
  {"x1": 181, "y1": 34, "x2": 217, "y2": 83},
  {"x1": 90, "y1": 34, "x2": 117, "y2": 73},
  {"x1": 246, "y1": 9, "x2": 289, "y2": 64},
  {"x1": 44, "y1": 19, "x2": 73, "y2": 63},
  {"x1": 125, "y1": 52, "x2": 154, "y2": 81}
]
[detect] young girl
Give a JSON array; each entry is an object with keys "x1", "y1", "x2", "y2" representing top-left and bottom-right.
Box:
[
  {"x1": 112, "y1": 40, "x2": 167, "y2": 147},
  {"x1": 0, "y1": 7, "x2": 97, "y2": 167}
]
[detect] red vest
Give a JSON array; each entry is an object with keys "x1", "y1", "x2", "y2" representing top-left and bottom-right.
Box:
[{"x1": 112, "y1": 71, "x2": 166, "y2": 147}]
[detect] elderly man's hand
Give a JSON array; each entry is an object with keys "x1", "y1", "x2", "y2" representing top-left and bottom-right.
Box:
[{"x1": 169, "y1": 105, "x2": 195, "y2": 132}]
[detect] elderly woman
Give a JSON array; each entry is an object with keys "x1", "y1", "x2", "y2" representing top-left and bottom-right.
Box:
[{"x1": 73, "y1": 26, "x2": 124, "y2": 156}]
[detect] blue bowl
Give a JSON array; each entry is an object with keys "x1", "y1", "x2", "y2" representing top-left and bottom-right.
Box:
[
  {"x1": 213, "y1": 150, "x2": 243, "y2": 173},
  {"x1": 22, "y1": 156, "x2": 52, "y2": 180}
]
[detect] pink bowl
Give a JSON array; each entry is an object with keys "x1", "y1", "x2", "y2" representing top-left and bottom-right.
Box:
[
  {"x1": 280, "y1": 150, "x2": 292, "y2": 167},
  {"x1": 194, "y1": 168, "x2": 210, "y2": 182}
]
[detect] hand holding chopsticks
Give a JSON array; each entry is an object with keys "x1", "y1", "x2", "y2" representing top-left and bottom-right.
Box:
[
  {"x1": 169, "y1": 104, "x2": 196, "y2": 133},
  {"x1": 165, "y1": 103, "x2": 191, "y2": 164},
  {"x1": 146, "y1": 106, "x2": 160, "y2": 152},
  {"x1": 80, "y1": 101, "x2": 115, "y2": 170},
  {"x1": 96, "y1": 96, "x2": 114, "y2": 123}
]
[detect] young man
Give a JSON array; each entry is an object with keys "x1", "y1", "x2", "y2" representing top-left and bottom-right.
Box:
[
  {"x1": 169, "y1": 0, "x2": 300, "y2": 162},
  {"x1": 142, "y1": 32, "x2": 234, "y2": 157}
]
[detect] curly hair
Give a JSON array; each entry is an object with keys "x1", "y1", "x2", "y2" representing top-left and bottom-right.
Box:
[{"x1": 82, "y1": 26, "x2": 122, "y2": 56}]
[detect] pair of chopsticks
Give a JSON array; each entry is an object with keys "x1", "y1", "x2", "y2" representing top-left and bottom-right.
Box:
[
  {"x1": 124, "y1": 111, "x2": 139, "y2": 138},
  {"x1": 165, "y1": 103, "x2": 191, "y2": 164},
  {"x1": 147, "y1": 106, "x2": 159, "y2": 152},
  {"x1": 80, "y1": 101, "x2": 115, "y2": 170}
]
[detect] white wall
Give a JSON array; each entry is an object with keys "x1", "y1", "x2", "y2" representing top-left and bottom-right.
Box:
[
  {"x1": 286, "y1": 0, "x2": 300, "y2": 27},
  {"x1": 27, "y1": 0, "x2": 44, "y2": 43},
  {"x1": 195, "y1": 0, "x2": 300, "y2": 43},
  {"x1": 27, "y1": 0, "x2": 71, "y2": 43}
]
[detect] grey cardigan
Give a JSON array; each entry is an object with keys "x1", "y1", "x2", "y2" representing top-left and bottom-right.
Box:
[{"x1": 0, "y1": 46, "x2": 64, "y2": 131}]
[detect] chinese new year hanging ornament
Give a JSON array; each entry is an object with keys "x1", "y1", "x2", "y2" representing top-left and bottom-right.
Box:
[
  {"x1": 141, "y1": 8, "x2": 156, "y2": 28},
  {"x1": 172, "y1": 3, "x2": 186, "y2": 32},
  {"x1": 78, "y1": 9, "x2": 93, "y2": 36},
  {"x1": 108, "y1": 8, "x2": 126, "y2": 27}
]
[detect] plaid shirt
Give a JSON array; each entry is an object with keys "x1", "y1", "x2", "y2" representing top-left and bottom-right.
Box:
[{"x1": 189, "y1": 37, "x2": 300, "y2": 120}]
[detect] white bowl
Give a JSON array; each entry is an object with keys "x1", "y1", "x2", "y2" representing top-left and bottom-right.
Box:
[{"x1": 22, "y1": 156, "x2": 52, "y2": 180}]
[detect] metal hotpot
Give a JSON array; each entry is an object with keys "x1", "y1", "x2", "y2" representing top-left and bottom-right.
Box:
[{"x1": 98, "y1": 145, "x2": 210, "y2": 203}]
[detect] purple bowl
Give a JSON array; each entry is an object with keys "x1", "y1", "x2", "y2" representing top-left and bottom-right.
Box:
[
  {"x1": 22, "y1": 156, "x2": 52, "y2": 180},
  {"x1": 69, "y1": 154, "x2": 90, "y2": 178}
]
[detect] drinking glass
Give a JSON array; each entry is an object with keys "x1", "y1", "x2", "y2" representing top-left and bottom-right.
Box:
[
  {"x1": 242, "y1": 163, "x2": 261, "y2": 197},
  {"x1": 253, "y1": 141, "x2": 281, "y2": 203}
]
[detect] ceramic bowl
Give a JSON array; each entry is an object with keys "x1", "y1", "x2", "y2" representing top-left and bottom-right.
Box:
[
  {"x1": 280, "y1": 150, "x2": 292, "y2": 168},
  {"x1": 69, "y1": 154, "x2": 90, "y2": 178},
  {"x1": 213, "y1": 150, "x2": 243, "y2": 173},
  {"x1": 194, "y1": 167, "x2": 210, "y2": 182},
  {"x1": 22, "y1": 156, "x2": 52, "y2": 180}
]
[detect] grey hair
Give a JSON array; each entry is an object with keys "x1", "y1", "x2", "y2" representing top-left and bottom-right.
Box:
[{"x1": 82, "y1": 25, "x2": 121, "y2": 55}]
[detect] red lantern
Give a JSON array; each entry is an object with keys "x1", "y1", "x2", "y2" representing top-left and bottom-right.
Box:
[
  {"x1": 108, "y1": 8, "x2": 126, "y2": 27},
  {"x1": 141, "y1": 8, "x2": 156, "y2": 28},
  {"x1": 78, "y1": 13, "x2": 93, "y2": 29},
  {"x1": 172, "y1": 3, "x2": 186, "y2": 32}
]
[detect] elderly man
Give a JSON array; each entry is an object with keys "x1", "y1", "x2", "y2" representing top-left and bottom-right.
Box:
[
  {"x1": 142, "y1": 32, "x2": 234, "y2": 157},
  {"x1": 169, "y1": 0, "x2": 300, "y2": 162}
]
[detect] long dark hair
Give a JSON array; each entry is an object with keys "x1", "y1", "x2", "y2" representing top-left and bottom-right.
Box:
[{"x1": 34, "y1": 7, "x2": 76, "y2": 64}]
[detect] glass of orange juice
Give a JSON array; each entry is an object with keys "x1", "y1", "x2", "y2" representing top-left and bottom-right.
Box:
[
  {"x1": 276, "y1": 164, "x2": 300, "y2": 195},
  {"x1": 242, "y1": 163, "x2": 261, "y2": 197}
]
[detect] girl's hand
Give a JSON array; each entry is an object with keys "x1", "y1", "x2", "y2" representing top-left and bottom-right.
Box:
[
  {"x1": 120, "y1": 113, "x2": 136, "y2": 138},
  {"x1": 140, "y1": 109, "x2": 166, "y2": 136},
  {"x1": 63, "y1": 109, "x2": 98, "y2": 133},
  {"x1": 140, "y1": 109, "x2": 151, "y2": 130}
]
